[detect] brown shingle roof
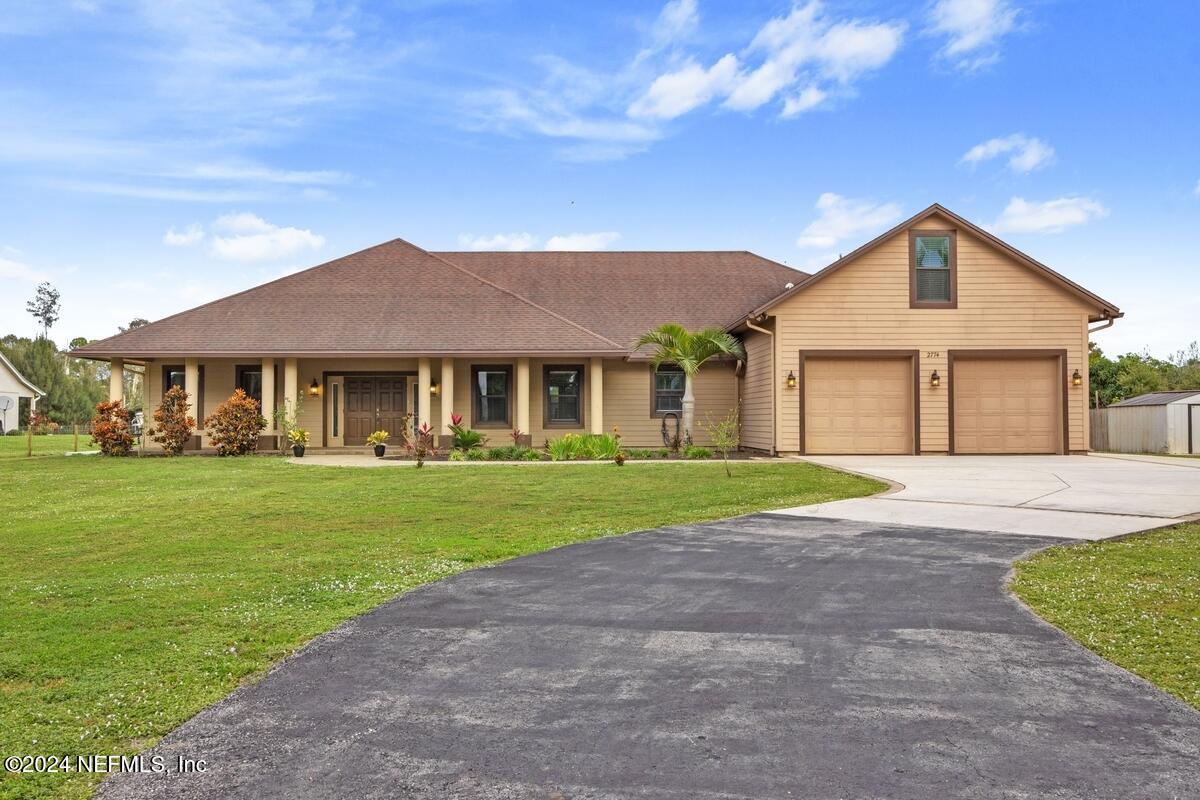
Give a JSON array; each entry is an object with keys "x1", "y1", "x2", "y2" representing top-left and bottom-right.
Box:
[
  {"x1": 437, "y1": 251, "x2": 805, "y2": 349},
  {"x1": 73, "y1": 239, "x2": 627, "y2": 358},
  {"x1": 72, "y1": 242, "x2": 803, "y2": 359}
]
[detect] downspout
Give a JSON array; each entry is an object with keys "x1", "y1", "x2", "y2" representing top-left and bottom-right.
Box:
[
  {"x1": 1088, "y1": 315, "x2": 1118, "y2": 334},
  {"x1": 744, "y1": 316, "x2": 777, "y2": 456}
]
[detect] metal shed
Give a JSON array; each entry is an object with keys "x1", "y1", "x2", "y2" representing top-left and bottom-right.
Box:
[{"x1": 1090, "y1": 390, "x2": 1200, "y2": 454}]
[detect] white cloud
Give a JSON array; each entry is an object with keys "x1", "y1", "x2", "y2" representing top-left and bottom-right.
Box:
[
  {"x1": 781, "y1": 86, "x2": 828, "y2": 117},
  {"x1": 927, "y1": 0, "x2": 1019, "y2": 71},
  {"x1": 722, "y1": 2, "x2": 904, "y2": 113},
  {"x1": 991, "y1": 197, "x2": 1108, "y2": 234},
  {"x1": 164, "y1": 164, "x2": 352, "y2": 185},
  {"x1": 163, "y1": 223, "x2": 205, "y2": 247},
  {"x1": 651, "y1": 0, "x2": 699, "y2": 46},
  {"x1": 1194, "y1": 179, "x2": 1200, "y2": 197},
  {"x1": 457, "y1": 233, "x2": 538, "y2": 252},
  {"x1": 0, "y1": 256, "x2": 48, "y2": 283},
  {"x1": 961, "y1": 133, "x2": 1054, "y2": 173},
  {"x1": 628, "y1": 55, "x2": 739, "y2": 120},
  {"x1": 44, "y1": 179, "x2": 265, "y2": 203},
  {"x1": 544, "y1": 232, "x2": 622, "y2": 251},
  {"x1": 208, "y1": 213, "x2": 325, "y2": 261},
  {"x1": 795, "y1": 192, "x2": 903, "y2": 248}
]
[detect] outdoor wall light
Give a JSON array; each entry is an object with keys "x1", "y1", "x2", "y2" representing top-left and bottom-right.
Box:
[
  {"x1": 786, "y1": 370, "x2": 797, "y2": 389},
  {"x1": 1072, "y1": 369, "x2": 1083, "y2": 387},
  {"x1": 430, "y1": 383, "x2": 441, "y2": 397},
  {"x1": 308, "y1": 378, "x2": 320, "y2": 397},
  {"x1": 930, "y1": 370, "x2": 940, "y2": 388}
]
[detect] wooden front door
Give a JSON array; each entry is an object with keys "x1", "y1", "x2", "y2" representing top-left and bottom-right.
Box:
[{"x1": 343, "y1": 377, "x2": 408, "y2": 446}]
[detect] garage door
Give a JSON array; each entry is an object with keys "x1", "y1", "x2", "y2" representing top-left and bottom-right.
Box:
[
  {"x1": 804, "y1": 357, "x2": 914, "y2": 454},
  {"x1": 953, "y1": 356, "x2": 1060, "y2": 454}
]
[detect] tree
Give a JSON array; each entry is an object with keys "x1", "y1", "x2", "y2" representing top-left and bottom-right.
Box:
[
  {"x1": 120, "y1": 318, "x2": 150, "y2": 332},
  {"x1": 26, "y1": 282, "x2": 61, "y2": 339},
  {"x1": 634, "y1": 323, "x2": 746, "y2": 442}
]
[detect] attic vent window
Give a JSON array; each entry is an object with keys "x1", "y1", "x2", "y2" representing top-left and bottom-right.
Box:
[{"x1": 909, "y1": 230, "x2": 957, "y2": 308}]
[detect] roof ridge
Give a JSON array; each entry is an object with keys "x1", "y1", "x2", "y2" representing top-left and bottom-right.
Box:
[{"x1": 410, "y1": 241, "x2": 628, "y2": 351}]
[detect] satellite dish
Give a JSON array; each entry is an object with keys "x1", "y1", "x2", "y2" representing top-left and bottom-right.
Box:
[{"x1": 0, "y1": 397, "x2": 13, "y2": 412}]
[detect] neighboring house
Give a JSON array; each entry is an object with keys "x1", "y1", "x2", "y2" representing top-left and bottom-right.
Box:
[
  {"x1": 73, "y1": 204, "x2": 1121, "y2": 455},
  {"x1": 0, "y1": 351, "x2": 44, "y2": 435},
  {"x1": 1090, "y1": 391, "x2": 1200, "y2": 455}
]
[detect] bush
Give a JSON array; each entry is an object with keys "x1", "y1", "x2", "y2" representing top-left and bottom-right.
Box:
[
  {"x1": 684, "y1": 445, "x2": 712, "y2": 459},
  {"x1": 204, "y1": 389, "x2": 266, "y2": 456},
  {"x1": 465, "y1": 447, "x2": 488, "y2": 461},
  {"x1": 149, "y1": 385, "x2": 195, "y2": 456},
  {"x1": 90, "y1": 400, "x2": 133, "y2": 456},
  {"x1": 657, "y1": 447, "x2": 672, "y2": 458},
  {"x1": 545, "y1": 433, "x2": 622, "y2": 461},
  {"x1": 625, "y1": 448, "x2": 656, "y2": 459},
  {"x1": 482, "y1": 445, "x2": 542, "y2": 461},
  {"x1": 447, "y1": 413, "x2": 486, "y2": 451},
  {"x1": 448, "y1": 449, "x2": 467, "y2": 462}
]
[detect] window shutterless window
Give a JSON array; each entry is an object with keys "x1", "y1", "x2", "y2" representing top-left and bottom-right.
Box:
[
  {"x1": 652, "y1": 365, "x2": 685, "y2": 416},
  {"x1": 543, "y1": 365, "x2": 583, "y2": 427},
  {"x1": 909, "y1": 230, "x2": 957, "y2": 308},
  {"x1": 161, "y1": 364, "x2": 204, "y2": 424},
  {"x1": 235, "y1": 365, "x2": 263, "y2": 409},
  {"x1": 471, "y1": 365, "x2": 512, "y2": 427}
]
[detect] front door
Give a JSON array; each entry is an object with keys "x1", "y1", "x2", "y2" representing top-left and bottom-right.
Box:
[{"x1": 343, "y1": 377, "x2": 408, "y2": 446}]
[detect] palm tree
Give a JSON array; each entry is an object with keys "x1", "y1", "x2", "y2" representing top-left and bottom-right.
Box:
[{"x1": 633, "y1": 323, "x2": 746, "y2": 442}]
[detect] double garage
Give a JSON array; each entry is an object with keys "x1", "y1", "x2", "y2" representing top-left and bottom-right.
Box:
[{"x1": 800, "y1": 350, "x2": 1068, "y2": 455}]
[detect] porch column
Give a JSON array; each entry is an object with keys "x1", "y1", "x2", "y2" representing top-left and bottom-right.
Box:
[
  {"x1": 418, "y1": 358, "x2": 431, "y2": 429},
  {"x1": 109, "y1": 358, "x2": 124, "y2": 403},
  {"x1": 283, "y1": 358, "x2": 298, "y2": 421},
  {"x1": 589, "y1": 357, "x2": 604, "y2": 434},
  {"x1": 261, "y1": 357, "x2": 275, "y2": 430},
  {"x1": 516, "y1": 358, "x2": 530, "y2": 434},
  {"x1": 440, "y1": 357, "x2": 455, "y2": 435},
  {"x1": 185, "y1": 358, "x2": 199, "y2": 426}
]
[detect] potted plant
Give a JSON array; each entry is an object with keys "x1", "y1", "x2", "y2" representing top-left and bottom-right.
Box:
[
  {"x1": 366, "y1": 430, "x2": 389, "y2": 458},
  {"x1": 288, "y1": 427, "x2": 310, "y2": 457}
]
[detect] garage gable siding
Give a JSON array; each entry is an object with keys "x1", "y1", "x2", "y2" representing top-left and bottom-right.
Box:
[{"x1": 770, "y1": 213, "x2": 1094, "y2": 454}]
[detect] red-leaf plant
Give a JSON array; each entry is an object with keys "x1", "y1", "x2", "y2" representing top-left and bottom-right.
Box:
[
  {"x1": 91, "y1": 400, "x2": 134, "y2": 456},
  {"x1": 403, "y1": 420, "x2": 440, "y2": 468},
  {"x1": 203, "y1": 388, "x2": 266, "y2": 456},
  {"x1": 149, "y1": 385, "x2": 196, "y2": 456}
]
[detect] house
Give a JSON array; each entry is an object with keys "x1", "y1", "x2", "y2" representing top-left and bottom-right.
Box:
[
  {"x1": 0, "y1": 351, "x2": 44, "y2": 435},
  {"x1": 72, "y1": 204, "x2": 1121, "y2": 455},
  {"x1": 1090, "y1": 391, "x2": 1200, "y2": 455}
]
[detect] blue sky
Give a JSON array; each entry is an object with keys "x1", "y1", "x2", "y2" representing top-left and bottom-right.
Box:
[{"x1": 1, "y1": 0, "x2": 1197, "y2": 355}]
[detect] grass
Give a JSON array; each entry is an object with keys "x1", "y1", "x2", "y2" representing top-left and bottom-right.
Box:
[
  {"x1": 1011, "y1": 523, "x2": 1200, "y2": 711},
  {"x1": 0, "y1": 435, "x2": 96, "y2": 460},
  {"x1": 0, "y1": 456, "x2": 881, "y2": 800}
]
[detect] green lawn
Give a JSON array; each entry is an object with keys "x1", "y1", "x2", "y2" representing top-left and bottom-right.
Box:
[
  {"x1": 0, "y1": 456, "x2": 881, "y2": 800},
  {"x1": 0, "y1": 435, "x2": 96, "y2": 460},
  {"x1": 1012, "y1": 523, "x2": 1200, "y2": 711}
]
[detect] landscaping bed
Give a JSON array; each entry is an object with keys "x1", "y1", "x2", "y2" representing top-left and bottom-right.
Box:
[
  {"x1": 1011, "y1": 522, "x2": 1200, "y2": 711},
  {"x1": 0, "y1": 455, "x2": 881, "y2": 800}
]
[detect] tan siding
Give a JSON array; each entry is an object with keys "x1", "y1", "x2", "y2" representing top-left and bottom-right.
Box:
[
  {"x1": 740, "y1": 329, "x2": 774, "y2": 451},
  {"x1": 772, "y1": 213, "x2": 1093, "y2": 453}
]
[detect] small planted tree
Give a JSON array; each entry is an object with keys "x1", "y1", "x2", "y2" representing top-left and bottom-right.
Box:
[
  {"x1": 149, "y1": 385, "x2": 195, "y2": 456},
  {"x1": 634, "y1": 323, "x2": 746, "y2": 444},
  {"x1": 703, "y1": 406, "x2": 740, "y2": 477},
  {"x1": 91, "y1": 400, "x2": 133, "y2": 456},
  {"x1": 204, "y1": 388, "x2": 266, "y2": 456},
  {"x1": 402, "y1": 419, "x2": 439, "y2": 467}
]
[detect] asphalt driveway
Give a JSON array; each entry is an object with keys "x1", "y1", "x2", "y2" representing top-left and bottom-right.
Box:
[
  {"x1": 779, "y1": 454, "x2": 1200, "y2": 539},
  {"x1": 100, "y1": 514, "x2": 1200, "y2": 800}
]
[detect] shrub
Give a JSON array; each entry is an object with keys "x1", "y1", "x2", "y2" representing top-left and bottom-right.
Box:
[
  {"x1": 684, "y1": 445, "x2": 712, "y2": 459},
  {"x1": 149, "y1": 385, "x2": 195, "y2": 456},
  {"x1": 465, "y1": 447, "x2": 488, "y2": 461},
  {"x1": 28, "y1": 410, "x2": 57, "y2": 435},
  {"x1": 448, "y1": 413, "x2": 486, "y2": 451},
  {"x1": 204, "y1": 389, "x2": 266, "y2": 456},
  {"x1": 545, "y1": 433, "x2": 622, "y2": 461},
  {"x1": 703, "y1": 406, "x2": 740, "y2": 477},
  {"x1": 485, "y1": 445, "x2": 541, "y2": 461},
  {"x1": 657, "y1": 447, "x2": 672, "y2": 458},
  {"x1": 90, "y1": 400, "x2": 133, "y2": 456},
  {"x1": 625, "y1": 448, "x2": 656, "y2": 459},
  {"x1": 614, "y1": 452, "x2": 626, "y2": 466},
  {"x1": 402, "y1": 422, "x2": 438, "y2": 467},
  {"x1": 448, "y1": 449, "x2": 467, "y2": 462}
]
